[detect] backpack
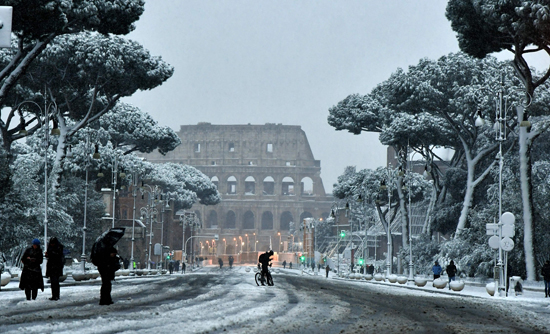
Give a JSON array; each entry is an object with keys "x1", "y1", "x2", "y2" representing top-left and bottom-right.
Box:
[
  {"x1": 90, "y1": 242, "x2": 101, "y2": 266},
  {"x1": 258, "y1": 253, "x2": 266, "y2": 263}
]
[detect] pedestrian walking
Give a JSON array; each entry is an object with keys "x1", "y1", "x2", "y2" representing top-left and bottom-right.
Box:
[
  {"x1": 325, "y1": 265, "x2": 330, "y2": 278},
  {"x1": 289, "y1": 262, "x2": 292, "y2": 269},
  {"x1": 168, "y1": 261, "x2": 174, "y2": 274},
  {"x1": 218, "y1": 257, "x2": 224, "y2": 269},
  {"x1": 182, "y1": 261, "x2": 186, "y2": 274},
  {"x1": 229, "y1": 256, "x2": 234, "y2": 268},
  {"x1": 446, "y1": 260, "x2": 457, "y2": 289},
  {"x1": 19, "y1": 238, "x2": 44, "y2": 300},
  {"x1": 95, "y1": 246, "x2": 120, "y2": 305},
  {"x1": 542, "y1": 260, "x2": 550, "y2": 297},
  {"x1": 175, "y1": 260, "x2": 180, "y2": 272},
  {"x1": 283, "y1": 260, "x2": 286, "y2": 269},
  {"x1": 432, "y1": 261, "x2": 442, "y2": 280},
  {"x1": 45, "y1": 237, "x2": 64, "y2": 301}
]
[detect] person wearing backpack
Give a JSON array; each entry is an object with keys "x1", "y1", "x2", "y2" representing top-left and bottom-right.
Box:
[
  {"x1": 446, "y1": 260, "x2": 457, "y2": 290},
  {"x1": 45, "y1": 237, "x2": 64, "y2": 301}
]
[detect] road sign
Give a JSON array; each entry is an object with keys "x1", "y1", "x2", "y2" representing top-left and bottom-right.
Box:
[
  {"x1": 486, "y1": 223, "x2": 498, "y2": 236},
  {"x1": 501, "y1": 212, "x2": 515, "y2": 225},
  {"x1": 500, "y1": 237, "x2": 514, "y2": 251},
  {"x1": 488, "y1": 235, "x2": 500, "y2": 250},
  {"x1": 154, "y1": 243, "x2": 161, "y2": 256},
  {"x1": 502, "y1": 224, "x2": 515, "y2": 238}
]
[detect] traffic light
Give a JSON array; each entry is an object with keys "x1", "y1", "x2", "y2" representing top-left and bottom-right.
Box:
[
  {"x1": 358, "y1": 258, "x2": 364, "y2": 265},
  {"x1": 340, "y1": 230, "x2": 346, "y2": 238},
  {"x1": 300, "y1": 255, "x2": 305, "y2": 263}
]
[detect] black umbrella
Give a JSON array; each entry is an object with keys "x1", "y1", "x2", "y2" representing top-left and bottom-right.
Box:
[{"x1": 91, "y1": 228, "x2": 125, "y2": 265}]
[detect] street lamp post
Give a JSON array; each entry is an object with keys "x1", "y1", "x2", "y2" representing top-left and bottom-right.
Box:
[
  {"x1": 124, "y1": 169, "x2": 139, "y2": 271},
  {"x1": 327, "y1": 207, "x2": 340, "y2": 274},
  {"x1": 110, "y1": 154, "x2": 119, "y2": 228},
  {"x1": 140, "y1": 183, "x2": 162, "y2": 270},
  {"x1": 223, "y1": 238, "x2": 226, "y2": 254},
  {"x1": 159, "y1": 194, "x2": 171, "y2": 268},
  {"x1": 245, "y1": 234, "x2": 249, "y2": 252},
  {"x1": 379, "y1": 164, "x2": 394, "y2": 277},
  {"x1": 277, "y1": 232, "x2": 281, "y2": 253},
  {"x1": 179, "y1": 211, "x2": 200, "y2": 266},
  {"x1": 253, "y1": 233, "x2": 257, "y2": 252},
  {"x1": 476, "y1": 76, "x2": 528, "y2": 297},
  {"x1": 80, "y1": 129, "x2": 100, "y2": 272}
]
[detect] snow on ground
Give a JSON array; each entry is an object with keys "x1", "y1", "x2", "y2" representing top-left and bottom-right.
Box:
[{"x1": 1, "y1": 266, "x2": 549, "y2": 333}]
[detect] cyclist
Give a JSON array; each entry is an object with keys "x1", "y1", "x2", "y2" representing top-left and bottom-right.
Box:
[{"x1": 258, "y1": 250, "x2": 273, "y2": 286}]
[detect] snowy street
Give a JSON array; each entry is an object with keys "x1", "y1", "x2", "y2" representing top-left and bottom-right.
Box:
[{"x1": 1, "y1": 266, "x2": 549, "y2": 334}]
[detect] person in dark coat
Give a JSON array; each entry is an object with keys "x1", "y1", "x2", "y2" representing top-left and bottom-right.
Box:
[
  {"x1": 282, "y1": 260, "x2": 287, "y2": 269},
  {"x1": 228, "y1": 256, "x2": 234, "y2": 268},
  {"x1": 542, "y1": 260, "x2": 550, "y2": 297},
  {"x1": 289, "y1": 262, "x2": 292, "y2": 269},
  {"x1": 218, "y1": 257, "x2": 223, "y2": 269},
  {"x1": 19, "y1": 238, "x2": 44, "y2": 300},
  {"x1": 96, "y1": 246, "x2": 120, "y2": 305},
  {"x1": 181, "y1": 261, "x2": 186, "y2": 274},
  {"x1": 168, "y1": 261, "x2": 174, "y2": 274},
  {"x1": 446, "y1": 260, "x2": 457, "y2": 289},
  {"x1": 45, "y1": 237, "x2": 64, "y2": 301},
  {"x1": 326, "y1": 265, "x2": 330, "y2": 278}
]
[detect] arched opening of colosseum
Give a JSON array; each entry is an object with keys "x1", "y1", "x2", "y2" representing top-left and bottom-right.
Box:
[
  {"x1": 225, "y1": 210, "x2": 236, "y2": 229},
  {"x1": 243, "y1": 211, "x2": 255, "y2": 229},
  {"x1": 282, "y1": 177, "x2": 295, "y2": 196},
  {"x1": 263, "y1": 176, "x2": 275, "y2": 195},
  {"x1": 245, "y1": 176, "x2": 256, "y2": 195},
  {"x1": 280, "y1": 211, "x2": 293, "y2": 230},
  {"x1": 207, "y1": 210, "x2": 218, "y2": 228},
  {"x1": 227, "y1": 176, "x2": 237, "y2": 194},
  {"x1": 301, "y1": 177, "x2": 314, "y2": 196},
  {"x1": 261, "y1": 211, "x2": 273, "y2": 230},
  {"x1": 211, "y1": 176, "x2": 219, "y2": 189}
]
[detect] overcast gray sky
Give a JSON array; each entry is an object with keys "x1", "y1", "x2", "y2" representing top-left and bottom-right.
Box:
[{"x1": 123, "y1": 1, "x2": 499, "y2": 192}]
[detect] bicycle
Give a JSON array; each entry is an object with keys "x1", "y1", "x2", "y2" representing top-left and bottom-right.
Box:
[{"x1": 255, "y1": 268, "x2": 274, "y2": 286}]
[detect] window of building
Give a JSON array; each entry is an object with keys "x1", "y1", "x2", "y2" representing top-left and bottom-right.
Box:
[
  {"x1": 245, "y1": 176, "x2": 255, "y2": 195},
  {"x1": 267, "y1": 143, "x2": 273, "y2": 153},
  {"x1": 263, "y1": 176, "x2": 275, "y2": 195},
  {"x1": 261, "y1": 211, "x2": 273, "y2": 230},
  {"x1": 211, "y1": 161, "x2": 216, "y2": 165},
  {"x1": 228, "y1": 143, "x2": 235, "y2": 152},
  {"x1": 243, "y1": 211, "x2": 255, "y2": 229},
  {"x1": 194, "y1": 143, "x2": 200, "y2": 153},
  {"x1": 282, "y1": 176, "x2": 295, "y2": 196},
  {"x1": 211, "y1": 176, "x2": 219, "y2": 189},
  {"x1": 227, "y1": 176, "x2": 237, "y2": 194}
]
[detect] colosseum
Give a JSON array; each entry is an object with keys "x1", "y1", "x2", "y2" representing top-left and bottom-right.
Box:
[{"x1": 139, "y1": 122, "x2": 334, "y2": 263}]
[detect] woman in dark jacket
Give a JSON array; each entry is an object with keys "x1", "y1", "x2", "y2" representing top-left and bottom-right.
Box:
[
  {"x1": 19, "y1": 238, "x2": 44, "y2": 300},
  {"x1": 45, "y1": 237, "x2": 64, "y2": 301}
]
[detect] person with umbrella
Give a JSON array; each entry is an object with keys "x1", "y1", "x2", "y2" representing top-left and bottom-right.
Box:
[
  {"x1": 45, "y1": 237, "x2": 64, "y2": 301},
  {"x1": 19, "y1": 238, "x2": 44, "y2": 300},
  {"x1": 91, "y1": 228, "x2": 125, "y2": 305}
]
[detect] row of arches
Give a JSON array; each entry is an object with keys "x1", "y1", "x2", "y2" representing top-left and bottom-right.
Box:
[
  {"x1": 211, "y1": 175, "x2": 314, "y2": 196},
  {"x1": 204, "y1": 210, "x2": 316, "y2": 230}
]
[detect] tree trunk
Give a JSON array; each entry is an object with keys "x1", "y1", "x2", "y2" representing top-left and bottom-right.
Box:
[
  {"x1": 455, "y1": 164, "x2": 475, "y2": 234},
  {"x1": 517, "y1": 107, "x2": 536, "y2": 281},
  {"x1": 396, "y1": 175, "x2": 408, "y2": 248}
]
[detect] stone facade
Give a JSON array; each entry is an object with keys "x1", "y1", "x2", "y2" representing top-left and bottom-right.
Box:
[{"x1": 141, "y1": 123, "x2": 333, "y2": 257}]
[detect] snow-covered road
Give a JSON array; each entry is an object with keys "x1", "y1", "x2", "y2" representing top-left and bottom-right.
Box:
[{"x1": 1, "y1": 267, "x2": 548, "y2": 333}]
